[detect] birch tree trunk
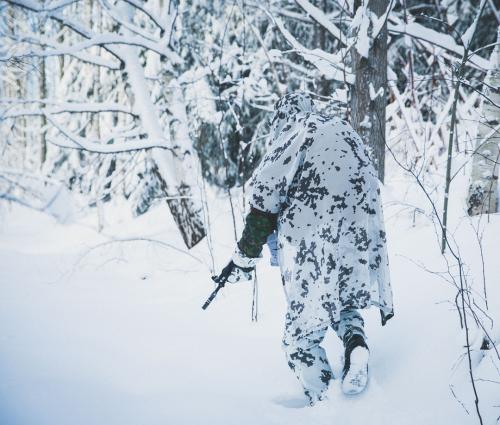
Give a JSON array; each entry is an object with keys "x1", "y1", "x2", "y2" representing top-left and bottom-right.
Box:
[
  {"x1": 116, "y1": 2, "x2": 205, "y2": 249},
  {"x1": 350, "y1": 0, "x2": 388, "y2": 182},
  {"x1": 467, "y1": 29, "x2": 500, "y2": 216},
  {"x1": 163, "y1": 80, "x2": 206, "y2": 249},
  {"x1": 120, "y1": 49, "x2": 205, "y2": 248}
]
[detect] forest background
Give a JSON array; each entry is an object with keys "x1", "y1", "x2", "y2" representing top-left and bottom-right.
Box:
[{"x1": 1, "y1": 0, "x2": 499, "y2": 424}]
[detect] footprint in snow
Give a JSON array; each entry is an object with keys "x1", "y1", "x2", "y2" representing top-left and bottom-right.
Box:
[{"x1": 272, "y1": 394, "x2": 312, "y2": 408}]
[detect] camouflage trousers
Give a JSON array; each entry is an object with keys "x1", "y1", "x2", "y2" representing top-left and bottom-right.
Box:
[{"x1": 282, "y1": 308, "x2": 365, "y2": 402}]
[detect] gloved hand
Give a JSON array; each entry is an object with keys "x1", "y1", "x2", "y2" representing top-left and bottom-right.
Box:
[
  {"x1": 212, "y1": 261, "x2": 253, "y2": 284},
  {"x1": 212, "y1": 247, "x2": 259, "y2": 284}
]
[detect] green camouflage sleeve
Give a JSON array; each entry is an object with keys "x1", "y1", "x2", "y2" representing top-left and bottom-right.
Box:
[{"x1": 237, "y1": 208, "x2": 278, "y2": 258}]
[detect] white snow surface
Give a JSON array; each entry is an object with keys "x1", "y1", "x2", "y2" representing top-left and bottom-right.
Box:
[{"x1": 0, "y1": 182, "x2": 499, "y2": 425}]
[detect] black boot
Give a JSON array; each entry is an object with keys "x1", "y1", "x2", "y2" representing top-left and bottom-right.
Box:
[{"x1": 342, "y1": 331, "x2": 369, "y2": 395}]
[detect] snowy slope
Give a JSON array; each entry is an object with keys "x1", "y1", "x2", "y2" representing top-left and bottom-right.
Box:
[{"x1": 0, "y1": 186, "x2": 498, "y2": 425}]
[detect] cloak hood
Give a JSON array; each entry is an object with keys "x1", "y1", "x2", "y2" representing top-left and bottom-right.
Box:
[{"x1": 269, "y1": 92, "x2": 315, "y2": 142}]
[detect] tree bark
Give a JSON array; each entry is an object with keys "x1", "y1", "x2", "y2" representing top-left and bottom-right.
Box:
[
  {"x1": 467, "y1": 29, "x2": 500, "y2": 216},
  {"x1": 162, "y1": 80, "x2": 207, "y2": 249},
  {"x1": 39, "y1": 20, "x2": 47, "y2": 167},
  {"x1": 350, "y1": 0, "x2": 388, "y2": 182},
  {"x1": 316, "y1": 0, "x2": 330, "y2": 97}
]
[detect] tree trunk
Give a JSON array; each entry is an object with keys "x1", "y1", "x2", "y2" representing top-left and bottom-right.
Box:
[
  {"x1": 122, "y1": 51, "x2": 205, "y2": 248},
  {"x1": 162, "y1": 80, "x2": 207, "y2": 249},
  {"x1": 467, "y1": 29, "x2": 500, "y2": 216},
  {"x1": 350, "y1": 0, "x2": 388, "y2": 182},
  {"x1": 315, "y1": 0, "x2": 330, "y2": 97},
  {"x1": 116, "y1": 2, "x2": 205, "y2": 249},
  {"x1": 39, "y1": 24, "x2": 47, "y2": 167}
]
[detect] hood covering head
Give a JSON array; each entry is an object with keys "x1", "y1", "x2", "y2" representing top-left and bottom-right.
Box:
[{"x1": 269, "y1": 92, "x2": 315, "y2": 141}]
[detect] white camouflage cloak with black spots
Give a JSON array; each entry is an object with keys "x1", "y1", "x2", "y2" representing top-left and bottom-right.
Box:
[{"x1": 249, "y1": 92, "x2": 393, "y2": 341}]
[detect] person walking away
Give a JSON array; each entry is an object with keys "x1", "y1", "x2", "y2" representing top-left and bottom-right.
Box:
[{"x1": 212, "y1": 92, "x2": 393, "y2": 405}]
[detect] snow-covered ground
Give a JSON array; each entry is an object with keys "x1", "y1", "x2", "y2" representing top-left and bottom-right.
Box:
[{"x1": 0, "y1": 184, "x2": 498, "y2": 425}]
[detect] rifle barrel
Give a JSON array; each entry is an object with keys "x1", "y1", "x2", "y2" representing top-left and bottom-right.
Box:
[{"x1": 202, "y1": 282, "x2": 224, "y2": 310}]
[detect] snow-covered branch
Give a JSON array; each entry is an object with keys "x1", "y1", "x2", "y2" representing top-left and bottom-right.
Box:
[
  {"x1": 10, "y1": 33, "x2": 182, "y2": 64},
  {"x1": 294, "y1": 0, "x2": 347, "y2": 46},
  {"x1": 388, "y1": 17, "x2": 490, "y2": 70},
  {"x1": 1, "y1": 99, "x2": 138, "y2": 118},
  {"x1": 43, "y1": 112, "x2": 170, "y2": 153},
  {"x1": 267, "y1": 11, "x2": 353, "y2": 84}
]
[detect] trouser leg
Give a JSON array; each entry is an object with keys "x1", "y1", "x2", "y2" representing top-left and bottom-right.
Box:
[
  {"x1": 282, "y1": 326, "x2": 333, "y2": 404},
  {"x1": 334, "y1": 308, "x2": 365, "y2": 343}
]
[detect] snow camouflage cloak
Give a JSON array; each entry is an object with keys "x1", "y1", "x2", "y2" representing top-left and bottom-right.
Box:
[{"x1": 248, "y1": 92, "x2": 394, "y2": 341}]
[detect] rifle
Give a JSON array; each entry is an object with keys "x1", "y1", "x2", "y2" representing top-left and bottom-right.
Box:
[
  {"x1": 202, "y1": 276, "x2": 226, "y2": 310},
  {"x1": 201, "y1": 260, "x2": 254, "y2": 310}
]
